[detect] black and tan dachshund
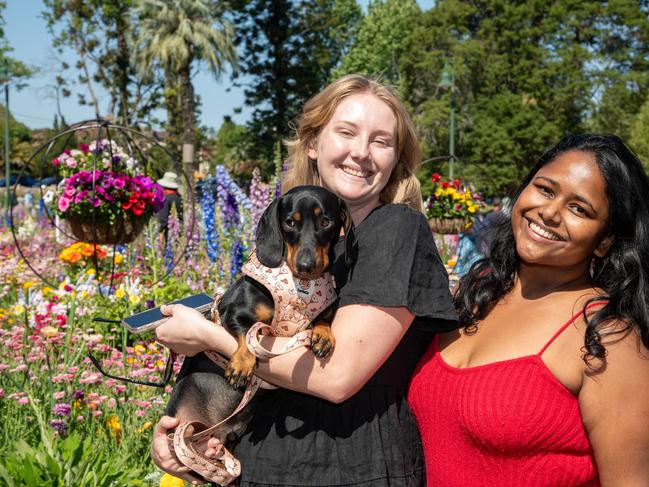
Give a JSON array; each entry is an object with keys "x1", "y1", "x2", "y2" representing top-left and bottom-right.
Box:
[{"x1": 166, "y1": 185, "x2": 354, "y2": 448}]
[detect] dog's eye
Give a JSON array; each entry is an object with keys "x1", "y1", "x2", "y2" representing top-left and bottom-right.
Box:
[
  {"x1": 320, "y1": 217, "x2": 332, "y2": 228},
  {"x1": 284, "y1": 219, "x2": 296, "y2": 228}
]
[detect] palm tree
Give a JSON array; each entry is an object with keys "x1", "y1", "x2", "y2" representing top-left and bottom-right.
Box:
[{"x1": 136, "y1": 0, "x2": 237, "y2": 167}]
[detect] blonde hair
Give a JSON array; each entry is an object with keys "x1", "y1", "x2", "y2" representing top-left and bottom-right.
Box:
[{"x1": 282, "y1": 74, "x2": 423, "y2": 212}]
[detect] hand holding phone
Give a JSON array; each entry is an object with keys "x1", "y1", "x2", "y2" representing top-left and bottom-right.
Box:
[{"x1": 121, "y1": 293, "x2": 214, "y2": 334}]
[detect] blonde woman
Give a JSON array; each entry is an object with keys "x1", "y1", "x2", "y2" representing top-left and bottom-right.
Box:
[{"x1": 151, "y1": 75, "x2": 457, "y2": 486}]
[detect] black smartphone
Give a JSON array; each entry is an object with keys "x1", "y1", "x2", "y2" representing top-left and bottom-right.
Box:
[{"x1": 121, "y1": 293, "x2": 214, "y2": 334}]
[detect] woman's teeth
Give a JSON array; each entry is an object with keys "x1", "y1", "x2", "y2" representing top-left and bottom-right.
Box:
[
  {"x1": 342, "y1": 166, "x2": 369, "y2": 177},
  {"x1": 529, "y1": 220, "x2": 561, "y2": 241}
]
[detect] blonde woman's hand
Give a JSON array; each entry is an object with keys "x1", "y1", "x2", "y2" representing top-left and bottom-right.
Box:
[{"x1": 155, "y1": 303, "x2": 214, "y2": 357}]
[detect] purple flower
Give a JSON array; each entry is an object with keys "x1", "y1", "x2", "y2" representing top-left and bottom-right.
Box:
[
  {"x1": 112, "y1": 178, "x2": 125, "y2": 189},
  {"x1": 53, "y1": 402, "x2": 71, "y2": 417},
  {"x1": 72, "y1": 390, "x2": 84, "y2": 400},
  {"x1": 50, "y1": 419, "x2": 68, "y2": 435}
]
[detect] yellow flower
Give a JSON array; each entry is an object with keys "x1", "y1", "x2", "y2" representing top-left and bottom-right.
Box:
[
  {"x1": 106, "y1": 414, "x2": 122, "y2": 442},
  {"x1": 468, "y1": 206, "x2": 477, "y2": 213},
  {"x1": 129, "y1": 294, "x2": 141, "y2": 306},
  {"x1": 114, "y1": 253, "x2": 123, "y2": 265},
  {"x1": 159, "y1": 473, "x2": 186, "y2": 487},
  {"x1": 134, "y1": 344, "x2": 146, "y2": 355},
  {"x1": 13, "y1": 304, "x2": 25, "y2": 315},
  {"x1": 23, "y1": 281, "x2": 36, "y2": 290},
  {"x1": 42, "y1": 287, "x2": 53, "y2": 296},
  {"x1": 86, "y1": 268, "x2": 96, "y2": 276},
  {"x1": 138, "y1": 421, "x2": 153, "y2": 433},
  {"x1": 115, "y1": 288, "x2": 126, "y2": 299}
]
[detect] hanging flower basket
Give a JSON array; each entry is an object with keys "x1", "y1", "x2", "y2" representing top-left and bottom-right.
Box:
[
  {"x1": 424, "y1": 173, "x2": 482, "y2": 234},
  {"x1": 56, "y1": 170, "x2": 164, "y2": 245},
  {"x1": 428, "y1": 217, "x2": 468, "y2": 234},
  {"x1": 67, "y1": 213, "x2": 150, "y2": 245}
]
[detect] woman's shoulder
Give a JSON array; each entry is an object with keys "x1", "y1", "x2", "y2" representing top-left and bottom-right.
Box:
[
  {"x1": 361, "y1": 203, "x2": 427, "y2": 234},
  {"x1": 371, "y1": 203, "x2": 425, "y2": 220}
]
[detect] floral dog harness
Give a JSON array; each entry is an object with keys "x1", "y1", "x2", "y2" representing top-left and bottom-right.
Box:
[{"x1": 242, "y1": 250, "x2": 337, "y2": 358}]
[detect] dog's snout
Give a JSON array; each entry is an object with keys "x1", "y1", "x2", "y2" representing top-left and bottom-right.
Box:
[{"x1": 296, "y1": 248, "x2": 316, "y2": 273}]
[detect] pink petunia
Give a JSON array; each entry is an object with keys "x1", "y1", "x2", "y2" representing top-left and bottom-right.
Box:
[{"x1": 58, "y1": 196, "x2": 71, "y2": 212}]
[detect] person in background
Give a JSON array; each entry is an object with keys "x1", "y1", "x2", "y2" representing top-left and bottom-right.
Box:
[
  {"x1": 155, "y1": 171, "x2": 183, "y2": 245},
  {"x1": 150, "y1": 74, "x2": 457, "y2": 486},
  {"x1": 408, "y1": 133, "x2": 649, "y2": 486}
]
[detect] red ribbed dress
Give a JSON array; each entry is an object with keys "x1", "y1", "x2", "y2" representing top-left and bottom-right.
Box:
[{"x1": 408, "y1": 306, "x2": 601, "y2": 486}]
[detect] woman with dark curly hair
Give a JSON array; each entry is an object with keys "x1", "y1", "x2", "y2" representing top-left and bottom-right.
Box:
[{"x1": 408, "y1": 134, "x2": 649, "y2": 486}]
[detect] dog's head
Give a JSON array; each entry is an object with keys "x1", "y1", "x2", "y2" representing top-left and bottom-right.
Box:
[{"x1": 255, "y1": 185, "x2": 354, "y2": 279}]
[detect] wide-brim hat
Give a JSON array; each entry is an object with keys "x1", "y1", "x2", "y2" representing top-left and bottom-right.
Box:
[{"x1": 157, "y1": 171, "x2": 179, "y2": 189}]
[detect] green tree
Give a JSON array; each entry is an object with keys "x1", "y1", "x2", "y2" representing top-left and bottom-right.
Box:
[
  {"x1": 231, "y1": 0, "x2": 361, "y2": 173},
  {"x1": 210, "y1": 116, "x2": 257, "y2": 178},
  {"x1": 42, "y1": 0, "x2": 162, "y2": 125},
  {"x1": 401, "y1": 0, "x2": 649, "y2": 195},
  {"x1": 135, "y1": 0, "x2": 237, "y2": 169},
  {"x1": 630, "y1": 97, "x2": 649, "y2": 170},
  {"x1": 333, "y1": 0, "x2": 420, "y2": 85}
]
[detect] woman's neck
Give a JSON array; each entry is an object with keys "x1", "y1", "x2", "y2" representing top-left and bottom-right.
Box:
[
  {"x1": 514, "y1": 261, "x2": 594, "y2": 300},
  {"x1": 348, "y1": 199, "x2": 381, "y2": 226}
]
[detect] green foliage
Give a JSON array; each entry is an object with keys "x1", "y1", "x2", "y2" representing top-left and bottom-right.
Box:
[
  {"x1": 400, "y1": 0, "x2": 649, "y2": 195},
  {"x1": 333, "y1": 0, "x2": 420, "y2": 85},
  {"x1": 0, "y1": 104, "x2": 34, "y2": 168},
  {"x1": 135, "y1": 0, "x2": 237, "y2": 166},
  {"x1": 232, "y1": 0, "x2": 361, "y2": 174},
  {"x1": 630, "y1": 97, "x2": 649, "y2": 170},
  {"x1": 0, "y1": 434, "x2": 146, "y2": 486},
  {"x1": 42, "y1": 0, "x2": 163, "y2": 125}
]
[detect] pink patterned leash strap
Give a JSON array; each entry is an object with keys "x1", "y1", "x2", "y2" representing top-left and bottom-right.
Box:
[{"x1": 245, "y1": 322, "x2": 313, "y2": 359}]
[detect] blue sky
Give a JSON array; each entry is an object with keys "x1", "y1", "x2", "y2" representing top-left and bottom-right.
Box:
[{"x1": 5, "y1": 0, "x2": 434, "y2": 130}]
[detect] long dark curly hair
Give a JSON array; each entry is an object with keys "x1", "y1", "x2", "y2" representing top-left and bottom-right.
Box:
[{"x1": 455, "y1": 134, "x2": 649, "y2": 363}]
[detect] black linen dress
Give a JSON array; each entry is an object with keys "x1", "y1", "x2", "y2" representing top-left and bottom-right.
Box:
[{"x1": 234, "y1": 204, "x2": 458, "y2": 486}]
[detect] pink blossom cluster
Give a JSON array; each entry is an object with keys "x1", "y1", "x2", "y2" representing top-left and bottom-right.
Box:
[{"x1": 57, "y1": 171, "x2": 165, "y2": 220}]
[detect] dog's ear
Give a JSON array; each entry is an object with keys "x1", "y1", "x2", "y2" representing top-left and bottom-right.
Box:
[
  {"x1": 340, "y1": 200, "x2": 356, "y2": 269},
  {"x1": 256, "y1": 198, "x2": 285, "y2": 268}
]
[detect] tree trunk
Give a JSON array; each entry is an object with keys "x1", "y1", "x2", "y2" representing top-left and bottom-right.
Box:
[
  {"x1": 179, "y1": 59, "x2": 196, "y2": 171},
  {"x1": 163, "y1": 72, "x2": 182, "y2": 164},
  {"x1": 115, "y1": 8, "x2": 130, "y2": 126}
]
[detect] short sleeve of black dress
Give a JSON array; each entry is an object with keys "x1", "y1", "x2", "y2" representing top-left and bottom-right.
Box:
[{"x1": 334, "y1": 203, "x2": 457, "y2": 329}]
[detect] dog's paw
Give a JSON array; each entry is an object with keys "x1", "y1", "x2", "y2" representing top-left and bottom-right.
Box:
[
  {"x1": 224, "y1": 353, "x2": 256, "y2": 389},
  {"x1": 311, "y1": 323, "x2": 335, "y2": 359}
]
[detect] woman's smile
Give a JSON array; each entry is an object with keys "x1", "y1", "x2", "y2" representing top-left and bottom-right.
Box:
[{"x1": 525, "y1": 218, "x2": 564, "y2": 242}]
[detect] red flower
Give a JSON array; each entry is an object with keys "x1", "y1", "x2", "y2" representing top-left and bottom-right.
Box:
[
  {"x1": 431, "y1": 173, "x2": 442, "y2": 183},
  {"x1": 132, "y1": 201, "x2": 146, "y2": 216},
  {"x1": 441, "y1": 181, "x2": 449, "y2": 189},
  {"x1": 452, "y1": 178, "x2": 461, "y2": 188}
]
